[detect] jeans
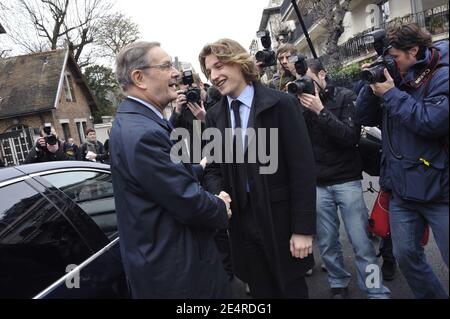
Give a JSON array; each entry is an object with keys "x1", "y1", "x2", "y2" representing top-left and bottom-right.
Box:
[
  {"x1": 390, "y1": 195, "x2": 449, "y2": 299},
  {"x1": 316, "y1": 180, "x2": 391, "y2": 299}
]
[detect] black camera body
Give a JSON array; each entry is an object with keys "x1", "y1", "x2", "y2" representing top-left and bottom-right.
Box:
[
  {"x1": 361, "y1": 54, "x2": 397, "y2": 84},
  {"x1": 286, "y1": 53, "x2": 315, "y2": 95},
  {"x1": 181, "y1": 70, "x2": 201, "y2": 104},
  {"x1": 43, "y1": 125, "x2": 57, "y2": 146},
  {"x1": 287, "y1": 75, "x2": 316, "y2": 95},
  {"x1": 289, "y1": 53, "x2": 308, "y2": 77},
  {"x1": 360, "y1": 29, "x2": 400, "y2": 84},
  {"x1": 255, "y1": 30, "x2": 277, "y2": 68}
]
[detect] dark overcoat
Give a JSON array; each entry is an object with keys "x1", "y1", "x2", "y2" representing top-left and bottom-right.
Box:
[
  {"x1": 110, "y1": 98, "x2": 231, "y2": 298},
  {"x1": 204, "y1": 82, "x2": 317, "y2": 292}
]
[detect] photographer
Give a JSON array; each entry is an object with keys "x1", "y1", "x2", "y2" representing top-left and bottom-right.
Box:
[
  {"x1": 25, "y1": 126, "x2": 68, "y2": 164},
  {"x1": 297, "y1": 59, "x2": 390, "y2": 299},
  {"x1": 270, "y1": 43, "x2": 302, "y2": 91},
  {"x1": 79, "y1": 128, "x2": 108, "y2": 163},
  {"x1": 170, "y1": 70, "x2": 208, "y2": 163},
  {"x1": 356, "y1": 23, "x2": 449, "y2": 299},
  {"x1": 171, "y1": 70, "x2": 233, "y2": 282}
]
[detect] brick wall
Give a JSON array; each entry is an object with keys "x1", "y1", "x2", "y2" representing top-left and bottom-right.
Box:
[
  {"x1": 52, "y1": 66, "x2": 94, "y2": 145},
  {"x1": 0, "y1": 66, "x2": 95, "y2": 146}
]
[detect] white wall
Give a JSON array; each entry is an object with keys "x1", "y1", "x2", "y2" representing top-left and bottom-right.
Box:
[{"x1": 93, "y1": 123, "x2": 112, "y2": 144}]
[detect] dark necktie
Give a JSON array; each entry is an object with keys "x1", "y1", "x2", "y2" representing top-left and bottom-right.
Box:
[
  {"x1": 231, "y1": 100, "x2": 248, "y2": 212},
  {"x1": 231, "y1": 100, "x2": 242, "y2": 129}
]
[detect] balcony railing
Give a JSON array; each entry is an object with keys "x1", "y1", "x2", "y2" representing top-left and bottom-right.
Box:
[
  {"x1": 381, "y1": 4, "x2": 449, "y2": 35},
  {"x1": 288, "y1": 10, "x2": 319, "y2": 44},
  {"x1": 322, "y1": 4, "x2": 449, "y2": 65}
]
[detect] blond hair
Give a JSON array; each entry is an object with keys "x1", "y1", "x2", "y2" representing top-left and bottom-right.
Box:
[{"x1": 199, "y1": 38, "x2": 260, "y2": 83}]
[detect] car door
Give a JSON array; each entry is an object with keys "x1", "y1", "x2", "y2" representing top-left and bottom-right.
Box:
[
  {"x1": 31, "y1": 168, "x2": 129, "y2": 298},
  {"x1": 0, "y1": 178, "x2": 94, "y2": 298}
]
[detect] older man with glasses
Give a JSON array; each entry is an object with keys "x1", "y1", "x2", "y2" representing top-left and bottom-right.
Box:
[{"x1": 110, "y1": 41, "x2": 232, "y2": 298}]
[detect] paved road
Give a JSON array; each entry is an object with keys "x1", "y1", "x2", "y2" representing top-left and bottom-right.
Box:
[{"x1": 231, "y1": 174, "x2": 449, "y2": 299}]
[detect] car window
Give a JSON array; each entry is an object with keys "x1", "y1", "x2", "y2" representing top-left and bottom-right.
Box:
[
  {"x1": 0, "y1": 181, "x2": 92, "y2": 298},
  {"x1": 41, "y1": 171, "x2": 117, "y2": 239}
]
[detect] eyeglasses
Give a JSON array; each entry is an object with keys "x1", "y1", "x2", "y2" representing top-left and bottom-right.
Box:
[{"x1": 139, "y1": 61, "x2": 175, "y2": 71}]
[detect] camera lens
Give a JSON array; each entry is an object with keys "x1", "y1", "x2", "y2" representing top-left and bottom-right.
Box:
[
  {"x1": 255, "y1": 50, "x2": 268, "y2": 63},
  {"x1": 287, "y1": 81, "x2": 305, "y2": 94},
  {"x1": 45, "y1": 135, "x2": 57, "y2": 146},
  {"x1": 186, "y1": 89, "x2": 200, "y2": 103},
  {"x1": 361, "y1": 69, "x2": 376, "y2": 84}
]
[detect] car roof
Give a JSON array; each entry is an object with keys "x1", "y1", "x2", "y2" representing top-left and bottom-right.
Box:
[{"x1": 0, "y1": 161, "x2": 110, "y2": 186}]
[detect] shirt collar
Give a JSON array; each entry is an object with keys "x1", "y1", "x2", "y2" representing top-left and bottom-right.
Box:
[
  {"x1": 127, "y1": 95, "x2": 164, "y2": 119},
  {"x1": 227, "y1": 84, "x2": 254, "y2": 109}
]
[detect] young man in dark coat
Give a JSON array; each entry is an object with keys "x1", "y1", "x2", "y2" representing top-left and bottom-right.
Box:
[{"x1": 199, "y1": 38, "x2": 317, "y2": 298}]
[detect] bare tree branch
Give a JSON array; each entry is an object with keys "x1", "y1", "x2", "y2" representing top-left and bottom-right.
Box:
[
  {"x1": 95, "y1": 12, "x2": 140, "y2": 60},
  {"x1": 1, "y1": 0, "x2": 114, "y2": 67}
]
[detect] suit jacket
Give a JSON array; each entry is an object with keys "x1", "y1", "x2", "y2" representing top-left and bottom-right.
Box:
[
  {"x1": 204, "y1": 82, "x2": 317, "y2": 290},
  {"x1": 109, "y1": 97, "x2": 230, "y2": 298}
]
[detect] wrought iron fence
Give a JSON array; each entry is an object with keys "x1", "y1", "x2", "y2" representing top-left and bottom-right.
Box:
[{"x1": 321, "y1": 4, "x2": 449, "y2": 66}]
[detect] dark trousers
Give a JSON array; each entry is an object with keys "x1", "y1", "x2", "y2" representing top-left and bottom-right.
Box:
[
  {"x1": 239, "y1": 196, "x2": 309, "y2": 299},
  {"x1": 214, "y1": 229, "x2": 234, "y2": 281}
]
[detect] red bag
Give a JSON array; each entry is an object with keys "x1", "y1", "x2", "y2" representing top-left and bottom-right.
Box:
[
  {"x1": 368, "y1": 190, "x2": 391, "y2": 238},
  {"x1": 368, "y1": 190, "x2": 430, "y2": 246}
]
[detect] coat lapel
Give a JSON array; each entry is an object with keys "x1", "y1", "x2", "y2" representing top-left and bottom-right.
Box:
[
  {"x1": 118, "y1": 97, "x2": 171, "y2": 132},
  {"x1": 245, "y1": 82, "x2": 280, "y2": 153}
]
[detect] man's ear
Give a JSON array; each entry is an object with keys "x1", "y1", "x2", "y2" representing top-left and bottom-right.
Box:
[
  {"x1": 319, "y1": 70, "x2": 327, "y2": 80},
  {"x1": 409, "y1": 46, "x2": 419, "y2": 58},
  {"x1": 130, "y1": 70, "x2": 147, "y2": 90}
]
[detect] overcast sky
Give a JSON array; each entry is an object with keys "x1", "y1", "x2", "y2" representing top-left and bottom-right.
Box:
[{"x1": 114, "y1": 0, "x2": 270, "y2": 82}]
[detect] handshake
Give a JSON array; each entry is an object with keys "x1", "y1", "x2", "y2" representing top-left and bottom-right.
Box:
[{"x1": 216, "y1": 191, "x2": 232, "y2": 219}]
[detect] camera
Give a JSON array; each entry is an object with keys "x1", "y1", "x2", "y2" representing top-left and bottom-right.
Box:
[
  {"x1": 361, "y1": 55, "x2": 398, "y2": 84},
  {"x1": 289, "y1": 53, "x2": 308, "y2": 77},
  {"x1": 287, "y1": 75, "x2": 316, "y2": 95},
  {"x1": 181, "y1": 70, "x2": 201, "y2": 104},
  {"x1": 285, "y1": 53, "x2": 315, "y2": 95},
  {"x1": 255, "y1": 30, "x2": 277, "y2": 68},
  {"x1": 360, "y1": 29, "x2": 400, "y2": 84},
  {"x1": 43, "y1": 124, "x2": 57, "y2": 146}
]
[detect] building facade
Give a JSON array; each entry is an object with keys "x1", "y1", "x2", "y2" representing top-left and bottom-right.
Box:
[
  {"x1": 0, "y1": 49, "x2": 98, "y2": 166},
  {"x1": 272, "y1": 0, "x2": 448, "y2": 65}
]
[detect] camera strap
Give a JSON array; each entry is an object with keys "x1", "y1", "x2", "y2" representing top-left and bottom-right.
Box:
[
  {"x1": 385, "y1": 48, "x2": 447, "y2": 162},
  {"x1": 407, "y1": 48, "x2": 441, "y2": 90}
]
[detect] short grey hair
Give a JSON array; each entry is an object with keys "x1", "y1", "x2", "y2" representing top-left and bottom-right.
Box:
[{"x1": 115, "y1": 41, "x2": 161, "y2": 91}]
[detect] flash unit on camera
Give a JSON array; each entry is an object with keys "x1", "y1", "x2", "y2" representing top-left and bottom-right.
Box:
[
  {"x1": 257, "y1": 30, "x2": 269, "y2": 38},
  {"x1": 364, "y1": 35, "x2": 375, "y2": 44},
  {"x1": 289, "y1": 55, "x2": 299, "y2": 63}
]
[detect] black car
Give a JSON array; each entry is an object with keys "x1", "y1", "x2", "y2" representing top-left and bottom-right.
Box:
[{"x1": 0, "y1": 161, "x2": 129, "y2": 298}]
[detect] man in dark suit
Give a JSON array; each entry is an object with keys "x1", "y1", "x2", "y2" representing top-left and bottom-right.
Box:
[
  {"x1": 110, "y1": 41, "x2": 232, "y2": 298},
  {"x1": 199, "y1": 38, "x2": 317, "y2": 298}
]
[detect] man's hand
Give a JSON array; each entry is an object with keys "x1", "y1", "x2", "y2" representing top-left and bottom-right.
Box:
[
  {"x1": 369, "y1": 68, "x2": 395, "y2": 97},
  {"x1": 85, "y1": 151, "x2": 97, "y2": 161},
  {"x1": 37, "y1": 137, "x2": 46, "y2": 149},
  {"x1": 290, "y1": 234, "x2": 313, "y2": 259},
  {"x1": 216, "y1": 191, "x2": 232, "y2": 219},
  {"x1": 287, "y1": 65, "x2": 300, "y2": 80},
  {"x1": 299, "y1": 89, "x2": 324, "y2": 115},
  {"x1": 187, "y1": 101, "x2": 207, "y2": 123},
  {"x1": 199, "y1": 156, "x2": 207, "y2": 170},
  {"x1": 174, "y1": 90, "x2": 186, "y2": 114},
  {"x1": 256, "y1": 61, "x2": 265, "y2": 75}
]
